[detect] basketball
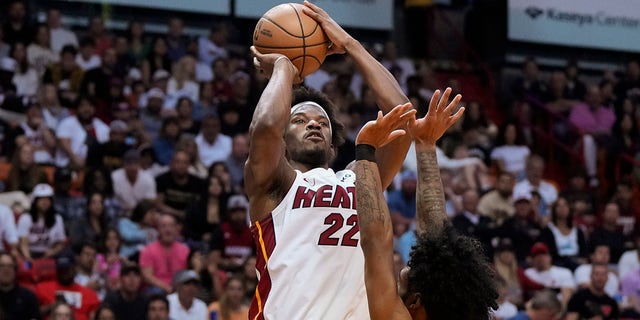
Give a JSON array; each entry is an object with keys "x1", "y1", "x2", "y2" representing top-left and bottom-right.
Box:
[{"x1": 253, "y1": 3, "x2": 330, "y2": 78}]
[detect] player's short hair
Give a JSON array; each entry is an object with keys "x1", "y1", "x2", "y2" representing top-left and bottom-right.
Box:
[
  {"x1": 407, "y1": 225, "x2": 498, "y2": 320},
  {"x1": 292, "y1": 86, "x2": 345, "y2": 149}
]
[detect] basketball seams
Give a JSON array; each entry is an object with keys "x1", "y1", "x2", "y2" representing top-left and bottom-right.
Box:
[{"x1": 290, "y1": 3, "x2": 307, "y2": 77}]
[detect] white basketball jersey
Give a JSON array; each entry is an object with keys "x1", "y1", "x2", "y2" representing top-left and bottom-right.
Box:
[{"x1": 249, "y1": 168, "x2": 369, "y2": 320}]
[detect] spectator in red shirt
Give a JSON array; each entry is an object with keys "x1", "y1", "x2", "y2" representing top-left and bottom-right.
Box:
[
  {"x1": 218, "y1": 194, "x2": 254, "y2": 272},
  {"x1": 139, "y1": 213, "x2": 189, "y2": 294},
  {"x1": 36, "y1": 253, "x2": 100, "y2": 320}
]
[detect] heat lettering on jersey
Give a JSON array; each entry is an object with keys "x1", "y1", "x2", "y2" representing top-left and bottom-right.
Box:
[{"x1": 291, "y1": 185, "x2": 357, "y2": 210}]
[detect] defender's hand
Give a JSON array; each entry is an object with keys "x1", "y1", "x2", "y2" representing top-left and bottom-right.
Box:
[{"x1": 356, "y1": 102, "x2": 415, "y2": 148}]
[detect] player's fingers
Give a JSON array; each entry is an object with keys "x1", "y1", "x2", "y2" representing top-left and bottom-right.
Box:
[
  {"x1": 428, "y1": 90, "x2": 441, "y2": 113},
  {"x1": 437, "y1": 87, "x2": 452, "y2": 112},
  {"x1": 449, "y1": 107, "x2": 465, "y2": 124},
  {"x1": 442, "y1": 94, "x2": 462, "y2": 115},
  {"x1": 380, "y1": 130, "x2": 406, "y2": 147}
]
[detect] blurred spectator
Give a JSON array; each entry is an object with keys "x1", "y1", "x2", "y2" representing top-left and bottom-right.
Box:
[
  {"x1": 73, "y1": 242, "x2": 105, "y2": 299},
  {"x1": 139, "y1": 213, "x2": 189, "y2": 294},
  {"x1": 167, "y1": 56, "x2": 199, "y2": 104},
  {"x1": 184, "y1": 174, "x2": 228, "y2": 243},
  {"x1": 5, "y1": 143, "x2": 50, "y2": 193},
  {"x1": 509, "y1": 56, "x2": 547, "y2": 102},
  {"x1": 621, "y1": 258, "x2": 640, "y2": 319},
  {"x1": 573, "y1": 244, "x2": 620, "y2": 298},
  {"x1": 75, "y1": 37, "x2": 101, "y2": 71},
  {"x1": 0, "y1": 204, "x2": 18, "y2": 256},
  {"x1": 27, "y1": 24, "x2": 59, "y2": 77},
  {"x1": 490, "y1": 122, "x2": 531, "y2": 181},
  {"x1": 48, "y1": 302, "x2": 74, "y2": 320},
  {"x1": 492, "y1": 277, "x2": 518, "y2": 320},
  {"x1": 146, "y1": 294, "x2": 170, "y2": 320},
  {"x1": 46, "y1": 9, "x2": 78, "y2": 53},
  {"x1": 568, "y1": 84, "x2": 616, "y2": 186},
  {"x1": 611, "y1": 112, "x2": 640, "y2": 178},
  {"x1": 539, "y1": 196, "x2": 587, "y2": 270},
  {"x1": 513, "y1": 154, "x2": 558, "y2": 216},
  {"x1": 207, "y1": 276, "x2": 249, "y2": 320},
  {"x1": 93, "y1": 306, "x2": 115, "y2": 320},
  {"x1": 36, "y1": 253, "x2": 100, "y2": 320},
  {"x1": 52, "y1": 166, "x2": 84, "y2": 220},
  {"x1": 387, "y1": 169, "x2": 416, "y2": 233},
  {"x1": 493, "y1": 239, "x2": 544, "y2": 307},
  {"x1": 0, "y1": 252, "x2": 41, "y2": 320},
  {"x1": 507, "y1": 289, "x2": 562, "y2": 320},
  {"x1": 80, "y1": 47, "x2": 124, "y2": 111},
  {"x1": 176, "y1": 137, "x2": 208, "y2": 179},
  {"x1": 175, "y1": 97, "x2": 200, "y2": 135},
  {"x1": 224, "y1": 133, "x2": 248, "y2": 192},
  {"x1": 152, "y1": 116, "x2": 181, "y2": 166},
  {"x1": 193, "y1": 81, "x2": 217, "y2": 119},
  {"x1": 102, "y1": 264, "x2": 148, "y2": 320},
  {"x1": 497, "y1": 189, "x2": 542, "y2": 264},
  {"x1": 17, "y1": 183, "x2": 66, "y2": 260},
  {"x1": 611, "y1": 179, "x2": 640, "y2": 230},
  {"x1": 139, "y1": 144, "x2": 167, "y2": 177},
  {"x1": 524, "y1": 242, "x2": 576, "y2": 308},
  {"x1": 8, "y1": 102, "x2": 57, "y2": 164},
  {"x1": 142, "y1": 38, "x2": 172, "y2": 86},
  {"x1": 86, "y1": 120, "x2": 130, "y2": 171},
  {"x1": 210, "y1": 57, "x2": 233, "y2": 106},
  {"x1": 218, "y1": 71, "x2": 253, "y2": 136},
  {"x1": 614, "y1": 59, "x2": 640, "y2": 103},
  {"x1": 195, "y1": 114, "x2": 232, "y2": 167},
  {"x1": 379, "y1": 40, "x2": 415, "y2": 91},
  {"x1": 82, "y1": 167, "x2": 121, "y2": 220},
  {"x1": 0, "y1": 28, "x2": 8, "y2": 59},
  {"x1": 452, "y1": 189, "x2": 495, "y2": 258},
  {"x1": 87, "y1": 16, "x2": 112, "y2": 56},
  {"x1": 167, "y1": 269, "x2": 208, "y2": 319},
  {"x1": 68, "y1": 193, "x2": 108, "y2": 250},
  {"x1": 111, "y1": 149, "x2": 157, "y2": 213},
  {"x1": 95, "y1": 228, "x2": 125, "y2": 291},
  {"x1": 219, "y1": 194, "x2": 253, "y2": 271},
  {"x1": 590, "y1": 202, "x2": 629, "y2": 263},
  {"x1": 43, "y1": 44, "x2": 84, "y2": 106},
  {"x1": 2, "y1": 1, "x2": 33, "y2": 46},
  {"x1": 139, "y1": 88, "x2": 165, "y2": 142},
  {"x1": 198, "y1": 23, "x2": 229, "y2": 67},
  {"x1": 165, "y1": 17, "x2": 187, "y2": 62},
  {"x1": 38, "y1": 83, "x2": 70, "y2": 129},
  {"x1": 186, "y1": 247, "x2": 224, "y2": 304},
  {"x1": 208, "y1": 161, "x2": 233, "y2": 198},
  {"x1": 9, "y1": 41, "x2": 39, "y2": 98},
  {"x1": 55, "y1": 96, "x2": 110, "y2": 169},
  {"x1": 461, "y1": 101, "x2": 497, "y2": 158},
  {"x1": 566, "y1": 264, "x2": 619, "y2": 320},
  {"x1": 125, "y1": 21, "x2": 149, "y2": 67},
  {"x1": 564, "y1": 60, "x2": 587, "y2": 100},
  {"x1": 559, "y1": 168, "x2": 595, "y2": 215},
  {"x1": 240, "y1": 255, "x2": 257, "y2": 304},
  {"x1": 478, "y1": 171, "x2": 516, "y2": 226},
  {"x1": 117, "y1": 199, "x2": 158, "y2": 260}
]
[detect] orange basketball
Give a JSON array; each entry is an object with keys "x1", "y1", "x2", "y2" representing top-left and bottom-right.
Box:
[{"x1": 253, "y1": 3, "x2": 330, "y2": 78}]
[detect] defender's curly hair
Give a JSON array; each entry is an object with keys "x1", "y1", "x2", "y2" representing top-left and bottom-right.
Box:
[
  {"x1": 407, "y1": 225, "x2": 499, "y2": 320},
  {"x1": 292, "y1": 86, "x2": 346, "y2": 149}
]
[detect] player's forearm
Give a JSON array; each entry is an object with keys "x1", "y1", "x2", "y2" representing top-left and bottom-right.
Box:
[
  {"x1": 249, "y1": 59, "x2": 295, "y2": 137},
  {"x1": 415, "y1": 142, "x2": 448, "y2": 236},
  {"x1": 354, "y1": 159, "x2": 393, "y2": 252},
  {"x1": 344, "y1": 38, "x2": 409, "y2": 113}
]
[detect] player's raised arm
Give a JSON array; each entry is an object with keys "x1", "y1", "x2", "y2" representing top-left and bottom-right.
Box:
[
  {"x1": 303, "y1": 0, "x2": 410, "y2": 188},
  {"x1": 408, "y1": 88, "x2": 464, "y2": 236},
  {"x1": 245, "y1": 48, "x2": 301, "y2": 221},
  {"x1": 355, "y1": 104, "x2": 415, "y2": 320}
]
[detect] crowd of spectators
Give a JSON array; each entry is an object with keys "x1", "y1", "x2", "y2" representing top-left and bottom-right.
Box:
[{"x1": 1, "y1": 0, "x2": 640, "y2": 319}]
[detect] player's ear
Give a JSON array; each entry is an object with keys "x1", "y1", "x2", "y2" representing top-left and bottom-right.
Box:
[{"x1": 405, "y1": 292, "x2": 422, "y2": 310}]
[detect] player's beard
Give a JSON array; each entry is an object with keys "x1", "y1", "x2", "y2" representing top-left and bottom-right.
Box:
[{"x1": 290, "y1": 146, "x2": 328, "y2": 168}]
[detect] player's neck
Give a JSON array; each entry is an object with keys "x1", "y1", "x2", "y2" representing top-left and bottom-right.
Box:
[{"x1": 290, "y1": 161, "x2": 328, "y2": 172}]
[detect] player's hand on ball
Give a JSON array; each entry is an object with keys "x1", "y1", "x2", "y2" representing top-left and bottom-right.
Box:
[
  {"x1": 302, "y1": 0, "x2": 350, "y2": 55},
  {"x1": 408, "y1": 87, "x2": 464, "y2": 145},
  {"x1": 355, "y1": 102, "x2": 415, "y2": 148},
  {"x1": 250, "y1": 46, "x2": 302, "y2": 84}
]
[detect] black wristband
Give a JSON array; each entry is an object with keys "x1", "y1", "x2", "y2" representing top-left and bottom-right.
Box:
[{"x1": 355, "y1": 144, "x2": 377, "y2": 162}]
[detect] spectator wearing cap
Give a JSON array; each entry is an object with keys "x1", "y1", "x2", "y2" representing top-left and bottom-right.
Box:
[
  {"x1": 452, "y1": 188, "x2": 496, "y2": 259},
  {"x1": 0, "y1": 252, "x2": 41, "y2": 320},
  {"x1": 218, "y1": 194, "x2": 254, "y2": 271},
  {"x1": 51, "y1": 166, "x2": 86, "y2": 220},
  {"x1": 478, "y1": 171, "x2": 516, "y2": 226},
  {"x1": 17, "y1": 183, "x2": 66, "y2": 260},
  {"x1": 141, "y1": 37, "x2": 172, "y2": 86},
  {"x1": 139, "y1": 213, "x2": 189, "y2": 294},
  {"x1": 102, "y1": 264, "x2": 149, "y2": 320},
  {"x1": 195, "y1": 114, "x2": 232, "y2": 168},
  {"x1": 43, "y1": 44, "x2": 84, "y2": 106},
  {"x1": 524, "y1": 242, "x2": 576, "y2": 308},
  {"x1": 86, "y1": 119, "x2": 131, "y2": 171},
  {"x1": 155, "y1": 150, "x2": 206, "y2": 220},
  {"x1": 387, "y1": 169, "x2": 417, "y2": 233},
  {"x1": 140, "y1": 87, "x2": 165, "y2": 142},
  {"x1": 493, "y1": 239, "x2": 544, "y2": 307},
  {"x1": 55, "y1": 96, "x2": 110, "y2": 169},
  {"x1": 35, "y1": 252, "x2": 100, "y2": 320},
  {"x1": 111, "y1": 149, "x2": 157, "y2": 213},
  {"x1": 497, "y1": 188, "x2": 543, "y2": 264},
  {"x1": 167, "y1": 269, "x2": 208, "y2": 319}
]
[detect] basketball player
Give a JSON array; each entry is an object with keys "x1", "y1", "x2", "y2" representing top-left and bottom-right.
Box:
[
  {"x1": 354, "y1": 90, "x2": 499, "y2": 319},
  {"x1": 246, "y1": 1, "x2": 412, "y2": 318}
]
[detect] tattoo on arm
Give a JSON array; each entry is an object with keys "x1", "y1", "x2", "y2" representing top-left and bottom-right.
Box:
[
  {"x1": 355, "y1": 161, "x2": 390, "y2": 229},
  {"x1": 416, "y1": 148, "x2": 448, "y2": 236}
]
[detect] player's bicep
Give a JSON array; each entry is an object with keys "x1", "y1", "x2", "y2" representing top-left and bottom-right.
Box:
[
  {"x1": 364, "y1": 248, "x2": 411, "y2": 320},
  {"x1": 244, "y1": 127, "x2": 291, "y2": 195}
]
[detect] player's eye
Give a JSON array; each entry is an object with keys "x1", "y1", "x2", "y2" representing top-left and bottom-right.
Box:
[
  {"x1": 319, "y1": 121, "x2": 329, "y2": 127},
  {"x1": 293, "y1": 118, "x2": 305, "y2": 124}
]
